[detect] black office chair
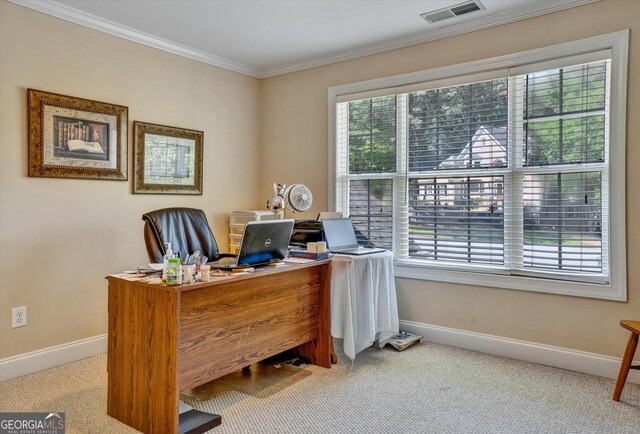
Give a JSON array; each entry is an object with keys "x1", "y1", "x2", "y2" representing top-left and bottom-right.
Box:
[{"x1": 142, "y1": 207, "x2": 235, "y2": 263}]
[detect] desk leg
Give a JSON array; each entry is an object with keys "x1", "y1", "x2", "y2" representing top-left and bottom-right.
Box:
[
  {"x1": 297, "y1": 262, "x2": 333, "y2": 368},
  {"x1": 107, "y1": 281, "x2": 179, "y2": 433}
]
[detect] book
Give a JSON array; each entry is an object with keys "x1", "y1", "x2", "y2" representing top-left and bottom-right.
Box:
[
  {"x1": 288, "y1": 249, "x2": 330, "y2": 260},
  {"x1": 67, "y1": 139, "x2": 104, "y2": 154}
]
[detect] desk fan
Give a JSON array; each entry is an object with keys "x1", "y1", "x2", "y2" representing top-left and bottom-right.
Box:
[
  {"x1": 285, "y1": 184, "x2": 313, "y2": 213},
  {"x1": 267, "y1": 183, "x2": 313, "y2": 218}
]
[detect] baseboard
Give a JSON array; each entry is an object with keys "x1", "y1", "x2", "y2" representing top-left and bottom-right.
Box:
[
  {"x1": 399, "y1": 320, "x2": 640, "y2": 385},
  {"x1": 1, "y1": 324, "x2": 638, "y2": 386},
  {"x1": 0, "y1": 334, "x2": 107, "y2": 382}
]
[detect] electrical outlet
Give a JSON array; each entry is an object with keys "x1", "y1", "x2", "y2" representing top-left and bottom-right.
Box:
[{"x1": 12, "y1": 306, "x2": 27, "y2": 328}]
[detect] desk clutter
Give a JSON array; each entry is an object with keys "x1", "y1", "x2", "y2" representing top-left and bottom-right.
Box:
[
  {"x1": 115, "y1": 249, "x2": 333, "y2": 286},
  {"x1": 159, "y1": 242, "x2": 210, "y2": 285},
  {"x1": 116, "y1": 256, "x2": 326, "y2": 285},
  {"x1": 289, "y1": 241, "x2": 330, "y2": 260}
]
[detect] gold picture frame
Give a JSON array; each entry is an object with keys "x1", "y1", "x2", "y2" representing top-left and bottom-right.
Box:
[
  {"x1": 28, "y1": 89, "x2": 128, "y2": 180},
  {"x1": 133, "y1": 121, "x2": 203, "y2": 195}
]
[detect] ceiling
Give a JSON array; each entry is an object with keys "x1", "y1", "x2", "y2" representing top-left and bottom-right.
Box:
[{"x1": 13, "y1": 0, "x2": 597, "y2": 78}]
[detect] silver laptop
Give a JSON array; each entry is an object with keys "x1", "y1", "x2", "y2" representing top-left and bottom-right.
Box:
[
  {"x1": 210, "y1": 219, "x2": 294, "y2": 269},
  {"x1": 321, "y1": 218, "x2": 386, "y2": 256}
]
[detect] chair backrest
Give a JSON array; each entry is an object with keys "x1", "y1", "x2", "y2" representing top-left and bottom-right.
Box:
[{"x1": 142, "y1": 207, "x2": 221, "y2": 263}]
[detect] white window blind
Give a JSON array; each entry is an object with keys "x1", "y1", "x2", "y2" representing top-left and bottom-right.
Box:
[
  {"x1": 333, "y1": 35, "x2": 626, "y2": 297},
  {"x1": 408, "y1": 78, "x2": 509, "y2": 171},
  {"x1": 349, "y1": 179, "x2": 394, "y2": 249},
  {"x1": 407, "y1": 175, "x2": 505, "y2": 266},
  {"x1": 347, "y1": 96, "x2": 396, "y2": 174},
  {"x1": 520, "y1": 172, "x2": 603, "y2": 275},
  {"x1": 510, "y1": 59, "x2": 610, "y2": 282},
  {"x1": 336, "y1": 95, "x2": 399, "y2": 250},
  {"x1": 404, "y1": 77, "x2": 509, "y2": 268}
]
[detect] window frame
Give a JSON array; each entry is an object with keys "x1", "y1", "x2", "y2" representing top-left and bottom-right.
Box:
[{"x1": 328, "y1": 31, "x2": 628, "y2": 301}]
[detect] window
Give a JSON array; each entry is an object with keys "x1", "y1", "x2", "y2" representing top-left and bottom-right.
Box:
[{"x1": 330, "y1": 31, "x2": 628, "y2": 300}]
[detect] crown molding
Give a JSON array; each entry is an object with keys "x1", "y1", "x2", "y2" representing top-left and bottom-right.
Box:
[
  {"x1": 8, "y1": 0, "x2": 261, "y2": 78},
  {"x1": 10, "y1": 0, "x2": 599, "y2": 80},
  {"x1": 256, "y1": 0, "x2": 599, "y2": 78}
]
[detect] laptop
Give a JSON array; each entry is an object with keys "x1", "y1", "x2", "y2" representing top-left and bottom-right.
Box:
[
  {"x1": 210, "y1": 219, "x2": 294, "y2": 269},
  {"x1": 321, "y1": 218, "x2": 386, "y2": 256}
]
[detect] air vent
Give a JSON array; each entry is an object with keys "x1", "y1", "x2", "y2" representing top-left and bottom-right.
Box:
[
  {"x1": 421, "y1": 0, "x2": 485, "y2": 24},
  {"x1": 451, "y1": 1, "x2": 482, "y2": 16}
]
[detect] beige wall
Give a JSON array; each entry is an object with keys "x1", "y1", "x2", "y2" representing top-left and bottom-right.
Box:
[
  {"x1": 259, "y1": 0, "x2": 639, "y2": 357},
  {"x1": 0, "y1": 2, "x2": 261, "y2": 358}
]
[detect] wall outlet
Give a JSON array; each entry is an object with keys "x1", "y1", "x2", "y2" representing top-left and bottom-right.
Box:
[{"x1": 12, "y1": 306, "x2": 27, "y2": 328}]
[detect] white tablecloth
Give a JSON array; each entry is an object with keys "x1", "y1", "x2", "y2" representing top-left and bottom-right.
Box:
[{"x1": 330, "y1": 250, "x2": 399, "y2": 360}]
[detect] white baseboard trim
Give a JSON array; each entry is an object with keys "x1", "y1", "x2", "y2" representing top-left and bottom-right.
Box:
[
  {"x1": 399, "y1": 320, "x2": 640, "y2": 385},
  {"x1": 1, "y1": 324, "x2": 637, "y2": 387},
  {"x1": 0, "y1": 334, "x2": 107, "y2": 382}
]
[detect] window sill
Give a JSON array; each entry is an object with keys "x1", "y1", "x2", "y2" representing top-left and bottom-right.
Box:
[{"x1": 393, "y1": 262, "x2": 626, "y2": 301}]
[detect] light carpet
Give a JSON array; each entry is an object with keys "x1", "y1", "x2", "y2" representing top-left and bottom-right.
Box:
[{"x1": 0, "y1": 341, "x2": 638, "y2": 433}]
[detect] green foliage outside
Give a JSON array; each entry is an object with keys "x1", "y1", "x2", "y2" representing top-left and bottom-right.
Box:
[
  {"x1": 348, "y1": 96, "x2": 396, "y2": 174},
  {"x1": 525, "y1": 62, "x2": 606, "y2": 165}
]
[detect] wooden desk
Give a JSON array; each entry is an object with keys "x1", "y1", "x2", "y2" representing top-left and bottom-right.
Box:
[{"x1": 106, "y1": 260, "x2": 331, "y2": 434}]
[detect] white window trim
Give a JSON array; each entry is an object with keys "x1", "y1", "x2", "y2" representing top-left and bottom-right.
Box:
[{"x1": 328, "y1": 30, "x2": 628, "y2": 301}]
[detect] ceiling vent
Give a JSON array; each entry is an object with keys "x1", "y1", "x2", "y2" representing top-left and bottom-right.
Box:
[{"x1": 420, "y1": 0, "x2": 485, "y2": 24}]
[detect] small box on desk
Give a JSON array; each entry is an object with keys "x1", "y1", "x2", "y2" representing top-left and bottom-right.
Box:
[{"x1": 288, "y1": 249, "x2": 331, "y2": 261}]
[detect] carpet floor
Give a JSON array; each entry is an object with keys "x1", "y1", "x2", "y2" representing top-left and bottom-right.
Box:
[{"x1": 0, "y1": 341, "x2": 638, "y2": 433}]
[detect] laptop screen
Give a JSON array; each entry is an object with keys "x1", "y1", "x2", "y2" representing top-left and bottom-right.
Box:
[
  {"x1": 321, "y1": 218, "x2": 359, "y2": 251},
  {"x1": 236, "y1": 219, "x2": 294, "y2": 267}
]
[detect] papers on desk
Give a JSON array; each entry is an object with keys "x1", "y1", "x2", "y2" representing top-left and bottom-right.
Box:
[
  {"x1": 109, "y1": 273, "x2": 146, "y2": 281},
  {"x1": 112, "y1": 264, "x2": 288, "y2": 285}
]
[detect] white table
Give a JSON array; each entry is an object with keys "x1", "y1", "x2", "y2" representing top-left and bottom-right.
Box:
[{"x1": 330, "y1": 250, "x2": 399, "y2": 360}]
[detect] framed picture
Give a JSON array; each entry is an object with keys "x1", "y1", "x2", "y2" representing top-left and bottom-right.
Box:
[
  {"x1": 28, "y1": 89, "x2": 128, "y2": 180},
  {"x1": 133, "y1": 121, "x2": 203, "y2": 194}
]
